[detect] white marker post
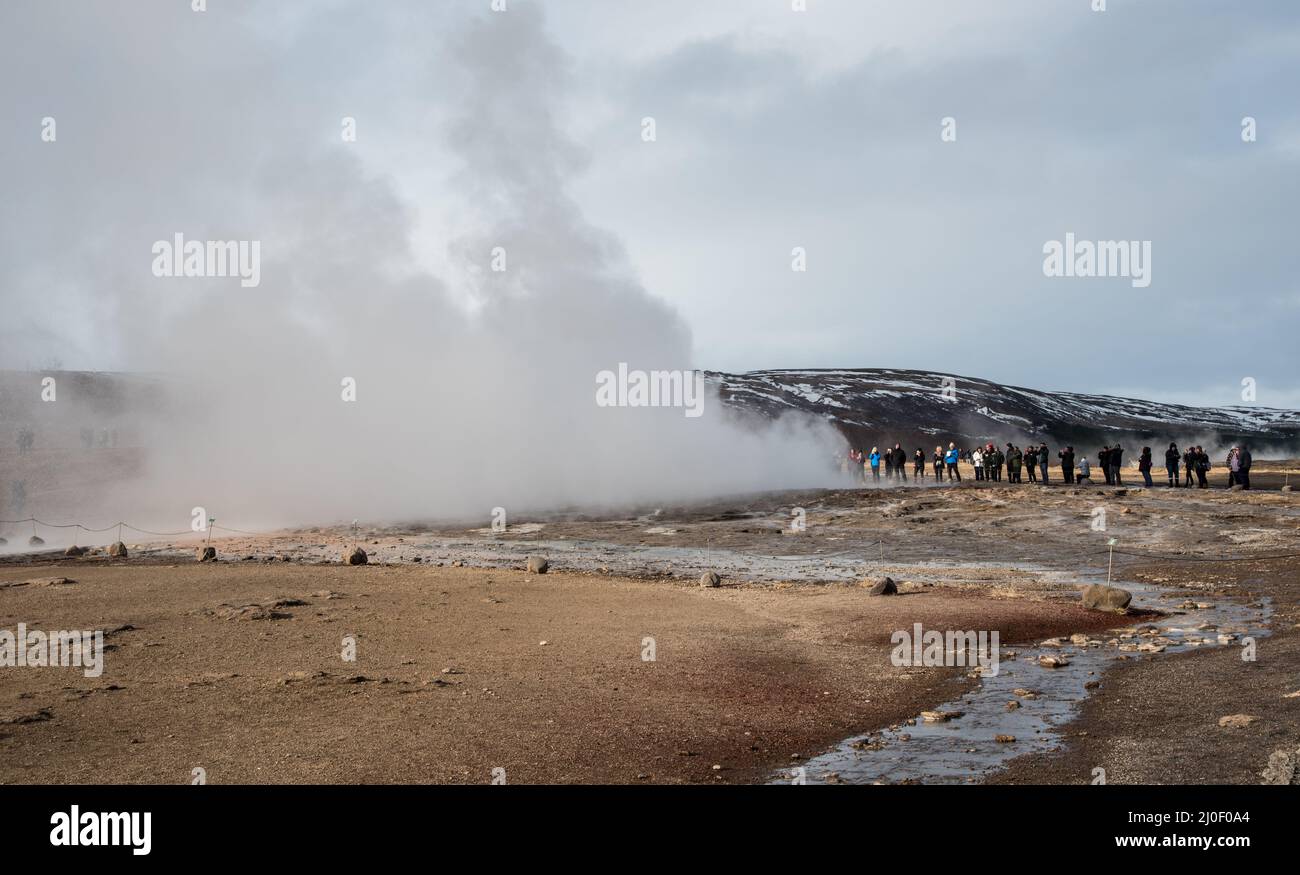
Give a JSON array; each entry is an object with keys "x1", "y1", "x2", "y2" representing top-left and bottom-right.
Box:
[{"x1": 1107, "y1": 537, "x2": 1117, "y2": 586}]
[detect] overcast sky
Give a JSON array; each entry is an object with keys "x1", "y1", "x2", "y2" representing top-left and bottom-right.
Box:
[{"x1": 2, "y1": 0, "x2": 1297, "y2": 407}]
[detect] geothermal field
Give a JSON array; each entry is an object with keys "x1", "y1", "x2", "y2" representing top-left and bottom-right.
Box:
[{"x1": 2, "y1": 458, "x2": 1298, "y2": 786}]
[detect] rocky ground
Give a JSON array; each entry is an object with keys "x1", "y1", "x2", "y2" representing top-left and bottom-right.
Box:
[{"x1": 1, "y1": 461, "x2": 1296, "y2": 784}]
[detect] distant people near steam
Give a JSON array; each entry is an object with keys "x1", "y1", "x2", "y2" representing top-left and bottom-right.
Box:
[{"x1": 839, "y1": 440, "x2": 1254, "y2": 490}]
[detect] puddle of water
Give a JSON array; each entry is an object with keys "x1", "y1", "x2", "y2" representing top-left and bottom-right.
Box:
[{"x1": 780, "y1": 579, "x2": 1272, "y2": 785}]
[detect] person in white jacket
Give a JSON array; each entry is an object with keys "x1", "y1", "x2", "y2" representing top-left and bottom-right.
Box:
[{"x1": 972, "y1": 447, "x2": 984, "y2": 481}]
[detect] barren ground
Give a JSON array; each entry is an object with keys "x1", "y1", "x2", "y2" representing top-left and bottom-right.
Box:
[{"x1": 1, "y1": 461, "x2": 1297, "y2": 784}]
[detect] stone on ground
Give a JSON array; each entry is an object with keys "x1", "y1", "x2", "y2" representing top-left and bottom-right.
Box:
[
  {"x1": 866, "y1": 576, "x2": 898, "y2": 596},
  {"x1": 1081, "y1": 583, "x2": 1132, "y2": 612},
  {"x1": 1218, "y1": 713, "x2": 1257, "y2": 729}
]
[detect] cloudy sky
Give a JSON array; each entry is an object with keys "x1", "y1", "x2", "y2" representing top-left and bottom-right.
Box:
[{"x1": 2, "y1": 0, "x2": 1298, "y2": 407}]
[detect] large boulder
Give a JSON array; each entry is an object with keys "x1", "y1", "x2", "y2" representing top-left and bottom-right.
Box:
[
  {"x1": 108, "y1": 541, "x2": 129, "y2": 558},
  {"x1": 526, "y1": 556, "x2": 549, "y2": 574},
  {"x1": 699, "y1": 570, "x2": 721, "y2": 588},
  {"x1": 64, "y1": 545, "x2": 87, "y2": 557},
  {"x1": 343, "y1": 546, "x2": 368, "y2": 566},
  {"x1": 866, "y1": 576, "x2": 898, "y2": 596},
  {"x1": 196, "y1": 546, "x2": 217, "y2": 562},
  {"x1": 1081, "y1": 583, "x2": 1132, "y2": 612},
  {"x1": 28, "y1": 535, "x2": 45, "y2": 547}
]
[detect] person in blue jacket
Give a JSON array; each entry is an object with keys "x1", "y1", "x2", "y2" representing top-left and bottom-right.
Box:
[
  {"x1": 869, "y1": 447, "x2": 881, "y2": 482},
  {"x1": 944, "y1": 443, "x2": 961, "y2": 482}
]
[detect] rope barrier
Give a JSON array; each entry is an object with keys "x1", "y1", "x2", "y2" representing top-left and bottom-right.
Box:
[
  {"x1": 0, "y1": 516, "x2": 222, "y2": 539},
  {"x1": 1108, "y1": 547, "x2": 1300, "y2": 564}
]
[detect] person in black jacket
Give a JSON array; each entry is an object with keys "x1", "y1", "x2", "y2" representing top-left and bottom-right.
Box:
[
  {"x1": 1110, "y1": 445, "x2": 1124, "y2": 485},
  {"x1": 914, "y1": 448, "x2": 925, "y2": 479},
  {"x1": 894, "y1": 444, "x2": 908, "y2": 481},
  {"x1": 1059, "y1": 446, "x2": 1075, "y2": 484},
  {"x1": 1183, "y1": 447, "x2": 1196, "y2": 487},
  {"x1": 1165, "y1": 443, "x2": 1180, "y2": 487},
  {"x1": 1138, "y1": 446, "x2": 1153, "y2": 486},
  {"x1": 1195, "y1": 446, "x2": 1209, "y2": 488},
  {"x1": 1238, "y1": 445, "x2": 1253, "y2": 490},
  {"x1": 1099, "y1": 447, "x2": 1112, "y2": 485}
]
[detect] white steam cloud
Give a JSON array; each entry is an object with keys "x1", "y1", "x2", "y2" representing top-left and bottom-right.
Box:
[{"x1": 0, "y1": 2, "x2": 839, "y2": 528}]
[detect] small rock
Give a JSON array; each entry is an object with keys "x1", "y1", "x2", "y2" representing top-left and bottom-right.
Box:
[
  {"x1": 526, "y1": 556, "x2": 549, "y2": 575},
  {"x1": 921, "y1": 710, "x2": 964, "y2": 723},
  {"x1": 108, "y1": 541, "x2": 129, "y2": 558},
  {"x1": 1260, "y1": 748, "x2": 1299, "y2": 785},
  {"x1": 28, "y1": 535, "x2": 45, "y2": 547},
  {"x1": 1218, "y1": 714, "x2": 1258, "y2": 729},
  {"x1": 31, "y1": 577, "x2": 76, "y2": 587},
  {"x1": 995, "y1": 735, "x2": 1016, "y2": 743},
  {"x1": 343, "y1": 547, "x2": 368, "y2": 566},
  {"x1": 64, "y1": 545, "x2": 87, "y2": 557},
  {"x1": 196, "y1": 546, "x2": 217, "y2": 562},
  {"x1": 699, "y1": 570, "x2": 721, "y2": 588},
  {"x1": 1039, "y1": 655, "x2": 1070, "y2": 668}
]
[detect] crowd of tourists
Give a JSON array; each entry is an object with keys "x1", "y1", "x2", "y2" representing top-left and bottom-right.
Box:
[{"x1": 843, "y1": 440, "x2": 1256, "y2": 489}]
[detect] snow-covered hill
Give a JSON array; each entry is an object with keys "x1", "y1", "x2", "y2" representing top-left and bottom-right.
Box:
[{"x1": 709, "y1": 368, "x2": 1300, "y2": 452}]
